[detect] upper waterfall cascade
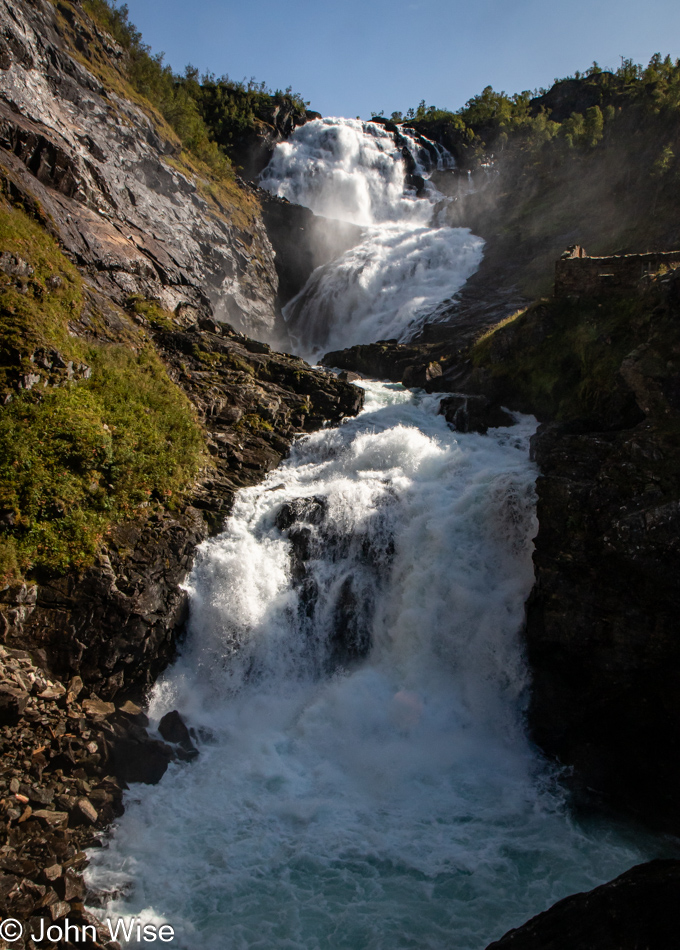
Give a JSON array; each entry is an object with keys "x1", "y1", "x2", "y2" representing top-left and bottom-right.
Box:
[{"x1": 260, "y1": 118, "x2": 484, "y2": 359}]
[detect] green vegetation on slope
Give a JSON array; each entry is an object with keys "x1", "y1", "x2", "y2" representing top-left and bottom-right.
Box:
[
  {"x1": 393, "y1": 56, "x2": 680, "y2": 171},
  {"x1": 80, "y1": 0, "x2": 308, "y2": 172},
  {"x1": 470, "y1": 273, "x2": 680, "y2": 430},
  {"x1": 380, "y1": 58, "x2": 680, "y2": 297},
  {"x1": 0, "y1": 202, "x2": 205, "y2": 584}
]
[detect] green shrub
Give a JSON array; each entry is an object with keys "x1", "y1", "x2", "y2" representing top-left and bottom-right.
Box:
[{"x1": 80, "y1": 1, "x2": 307, "y2": 176}]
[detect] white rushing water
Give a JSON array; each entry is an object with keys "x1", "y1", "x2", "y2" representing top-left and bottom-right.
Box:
[
  {"x1": 88, "y1": 383, "x2": 659, "y2": 950},
  {"x1": 259, "y1": 118, "x2": 484, "y2": 359}
]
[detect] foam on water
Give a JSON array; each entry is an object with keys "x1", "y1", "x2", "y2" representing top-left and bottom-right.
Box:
[
  {"x1": 87, "y1": 383, "x2": 662, "y2": 950},
  {"x1": 259, "y1": 118, "x2": 483, "y2": 360}
]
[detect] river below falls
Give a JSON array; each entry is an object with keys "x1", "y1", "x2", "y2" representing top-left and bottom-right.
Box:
[{"x1": 86, "y1": 381, "x2": 671, "y2": 950}]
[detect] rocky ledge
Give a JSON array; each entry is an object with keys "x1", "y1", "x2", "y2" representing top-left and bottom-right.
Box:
[{"x1": 485, "y1": 860, "x2": 680, "y2": 950}]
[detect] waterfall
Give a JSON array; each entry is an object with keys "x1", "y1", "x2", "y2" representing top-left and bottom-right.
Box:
[
  {"x1": 87, "y1": 384, "x2": 656, "y2": 950},
  {"x1": 259, "y1": 118, "x2": 484, "y2": 360}
]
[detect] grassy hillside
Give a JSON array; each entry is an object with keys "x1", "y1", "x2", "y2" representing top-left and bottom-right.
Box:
[{"x1": 0, "y1": 201, "x2": 205, "y2": 584}]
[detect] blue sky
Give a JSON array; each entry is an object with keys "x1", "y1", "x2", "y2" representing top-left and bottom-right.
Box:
[{"x1": 123, "y1": 0, "x2": 680, "y2": 118}]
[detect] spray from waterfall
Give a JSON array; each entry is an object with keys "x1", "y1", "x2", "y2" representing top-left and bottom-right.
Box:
[
  {"x1": 87, "y1": 383, "x2": 658, "y2": 950},
  {"x1": 260, "y1": 118, "x2": 484, "y2": 360}
]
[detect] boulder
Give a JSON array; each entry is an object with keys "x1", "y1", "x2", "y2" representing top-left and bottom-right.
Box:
[
  {"x1": 158, "y1": 709, "x2": 197, "y2": 758},
  {"x1": 109, "y1": 735, "x2": 174, "y2": 786},
  {"x1": 0, "y1": 685, "x2": 29, "y2": 725},
  {"x1": 439, "y1": 394, "x2": 516, "y2": 434}
]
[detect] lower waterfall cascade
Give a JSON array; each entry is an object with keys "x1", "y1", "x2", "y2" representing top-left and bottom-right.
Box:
[
  {"x1": 259, "y1": 117, "x2": 484, "y2": 360},
  {"x1": 87, "y1": 383, "x2": 666, "y2": 950}
]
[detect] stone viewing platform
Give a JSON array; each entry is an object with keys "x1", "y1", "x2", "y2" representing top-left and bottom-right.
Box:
[{"x1": 554, "y1": 244, "x2": 680, "y2": 296}]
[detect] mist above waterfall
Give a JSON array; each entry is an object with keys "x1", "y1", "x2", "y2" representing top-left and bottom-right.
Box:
[{"x1": 260, "y1": 118, "x2": 484, "y2": 359}]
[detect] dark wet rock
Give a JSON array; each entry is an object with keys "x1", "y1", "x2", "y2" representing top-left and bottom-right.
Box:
[
  {"x1": 0, "y1": 684, "x2": 29, "y2": 724},
  {"x1": 257, "y1": 188, "x2": 364, "y2": 310},
  {"x1": 276, "y1": 497, "x2": 327, "y2": 532},
  {"x1": 525, "y1": 419, "x2": 680, "y2": 830},
  {"x1": 485, "y1": 860, "x2": 680, "y2": 950},
  {"x1": 158, "y1": 709, "x2": 197, "y2": 757},
  {"x1": 108, "y1": 734, "x2": 174, "y2": 786},
  {"x1": 402, "y1": 360, "x2": 443, "y2": 387},
  {"x1": 439, "y1": 394, "x2": 516, "y2": 434},
  {"x1": 497, "y1": 281, "x2": 680, "y2": 832},
  {"x1": 323, "y1": 340, "x2": 438, "y2": 384},
  {"x1": 275, "y1": 495, "x2": 394, "y2": 670}
]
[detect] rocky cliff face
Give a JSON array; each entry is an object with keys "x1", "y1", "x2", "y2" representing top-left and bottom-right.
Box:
[
  {"x1": 474, "y1": 275, "x2": 680, "y2": 831},
  {"x1": 0, "y1": 2, "x2": 365, "y2": 709},
  {"x1": 0, "y1": 0, "x2": 281, "y2": 339}
]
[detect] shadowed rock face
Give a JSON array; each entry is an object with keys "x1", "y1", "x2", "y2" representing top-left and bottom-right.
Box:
[
  {"x1": 526, "y1": 416, "x2": 680, "y2": 830},
  {"x1": 485, "y1": 860, "x2": 680, "y2": 950},
  {"x1": 257, "y1": 188, "x2": 364, "y2": 311}
]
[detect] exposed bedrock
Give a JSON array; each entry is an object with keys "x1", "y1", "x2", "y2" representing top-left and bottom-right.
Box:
[
  {"x1": 485, "y1": 860, "x2": 680, "y2": 950},
  {"x1": 477, "y1": 272, "x2": 680, "y2": 832},
  {"x1": 527, "y1": 417, "x2": 680, "y2": 830},
  {"x1": 0, "y1": 318, "x2": 364, "y2": 698},
  {"x1": 0, "y1": 0, "x2": 284, "y2": 338}
]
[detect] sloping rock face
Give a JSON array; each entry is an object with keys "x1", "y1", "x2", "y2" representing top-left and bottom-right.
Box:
[
  {"x1": 0, "y1": 319, "x2": 363, "y2": 698},
  {"x1": 485, "y1": 860, "x2": 680, "y2": 950},
  {"x1": 0, "y1": 0, "x2": 279, "y2": 339},
  {"x1": 0, "y1": 0, "x2": 365, "y2": 700}
]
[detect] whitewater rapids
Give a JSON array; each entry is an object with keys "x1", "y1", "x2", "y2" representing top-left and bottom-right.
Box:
[
  {"x1": 259, "y1": 118, "x2": 483, "y2": 360},
  {"x1": 86, "y1": 383, "x2": 659, "y2": 949}
]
